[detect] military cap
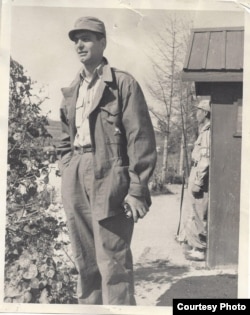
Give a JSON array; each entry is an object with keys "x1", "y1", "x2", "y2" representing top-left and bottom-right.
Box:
[
  {"x1": 196, "y1": 99, "x2": 211, "y2": 112},
  {"x1": 69, "y1": 16, "x2": 106, "y2": 41}
]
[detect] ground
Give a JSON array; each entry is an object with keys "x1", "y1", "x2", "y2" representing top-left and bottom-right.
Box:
[
  {"x1": 49, "y1": 167, "x2": 238, "y2": 307},
  {"x1": 131, "y1": 185, "x2": 237, "y2": 306}
]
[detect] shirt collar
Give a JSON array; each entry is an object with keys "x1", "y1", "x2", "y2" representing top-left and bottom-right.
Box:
[{"x1": 80, "y1": 59, "x2": 105, "y2": 82}]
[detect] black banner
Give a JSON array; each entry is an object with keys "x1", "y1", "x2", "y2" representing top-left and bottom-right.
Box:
[{"x1": 173, "y1": 299, "x2": 250, "y2": 314}]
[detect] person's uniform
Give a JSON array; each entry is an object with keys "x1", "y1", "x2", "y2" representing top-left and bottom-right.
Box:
[
  {"x1": 58, "y1": 57, "x2": 157, "y2": 305},
  {"x1": 184, "y1": 121, "x2": 210, "y2": 250}
]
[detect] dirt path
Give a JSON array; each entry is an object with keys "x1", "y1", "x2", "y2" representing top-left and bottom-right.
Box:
[{"x1": 132, "y1": 185, "x2": 237, "y2": 306}]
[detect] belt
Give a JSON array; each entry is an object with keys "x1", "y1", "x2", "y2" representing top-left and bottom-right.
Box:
[
  {"x1": 191, "y1": 160, "x2": 198, "y2": 167},
  {"x1": 74, "y1": 146, "x2": 93, "y2": 154}
]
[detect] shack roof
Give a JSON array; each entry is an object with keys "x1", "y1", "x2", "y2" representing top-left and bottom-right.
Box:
[{"x1": 182, "y1": 27, "x2": 244, "y2": 82}]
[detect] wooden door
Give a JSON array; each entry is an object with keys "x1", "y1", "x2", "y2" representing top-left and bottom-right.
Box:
[{"x1": 207, "y1": 100, "x2": 242, "y2": 267}]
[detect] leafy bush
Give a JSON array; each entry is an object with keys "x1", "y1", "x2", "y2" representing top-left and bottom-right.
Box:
[
  {"x1": 5, "y1": 58, "x2": 77, "y2": 304},
  {"x1": 149, "y1": 171, "x2": 173, "y2": 195}
]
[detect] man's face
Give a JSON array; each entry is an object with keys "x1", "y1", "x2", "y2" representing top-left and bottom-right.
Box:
[
  {"x1": 196, "y1": 108, "x2": 207, "y2": 124},
  {"x1": 73, "y1": 30, "x2": 106, "y2": 65}
]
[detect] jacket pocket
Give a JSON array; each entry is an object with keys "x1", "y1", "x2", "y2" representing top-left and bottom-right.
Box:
[
  {"x1": 100, "y1": 103, "x2": 123, "y2": 144},
  {"x1": 58, "y1": 152, "x2": 72, "y2": 175},
  {"x1": 92, "y1": 164, "x2": 130, "y2": 220},
  {"x1": 100, "y1": 102, "x2": 120, "y2": 122},
  {"x1": 102, "y1": 165, "x2": 130, "y2": 218}
]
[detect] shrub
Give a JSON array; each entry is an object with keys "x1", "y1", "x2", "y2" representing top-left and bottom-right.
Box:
[{"x1": 5, "y1": 58, "x2": 77, "y2": 304}]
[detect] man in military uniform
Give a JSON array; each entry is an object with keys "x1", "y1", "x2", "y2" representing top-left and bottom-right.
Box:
[
  {"x1": 182, "y1": 99, "x2": 211, "y2": 261},
  {"x1": 58, "y1": 16, "x2": 157, "y2": 305}
]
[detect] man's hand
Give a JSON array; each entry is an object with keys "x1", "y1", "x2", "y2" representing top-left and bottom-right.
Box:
[
  {"x1": 191, "y1": 184, "x2": 202, "y2": 198},
  {"x1": 123, "y1": 195, "x2": 149, "y2": 223}
]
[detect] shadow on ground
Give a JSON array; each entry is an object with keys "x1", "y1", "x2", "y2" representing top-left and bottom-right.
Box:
[
  {"x1": 156, "y1": 274, "x2": 238, "y2": 306},
  {"x1": 134, "y1": 259, "x2": 189, "y2": 283}
]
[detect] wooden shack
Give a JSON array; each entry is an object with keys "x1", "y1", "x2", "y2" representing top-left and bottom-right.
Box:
[{"x1": 182, "y1": 27, "x2": 244, "y2": 268}]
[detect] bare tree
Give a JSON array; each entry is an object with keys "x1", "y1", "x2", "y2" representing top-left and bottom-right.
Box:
[
  {"x1": 178, "y1": 80, "x2": 197, "y2": 182},
  {"x1": 146, "y1": 14, "x2": 195, "y2": 184}
]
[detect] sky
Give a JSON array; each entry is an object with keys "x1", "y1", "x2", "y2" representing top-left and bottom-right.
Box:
[{"x1": 8, "y1": 1, "x2": 245, "y2": 120}]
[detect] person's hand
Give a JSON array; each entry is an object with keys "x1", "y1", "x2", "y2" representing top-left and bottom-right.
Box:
[
  {"x1": 123, "y1": 194, "x2": 149, "y2": 223},
  {"x1": 191, "y1": 184, "x2": 202, "y2": 198}
]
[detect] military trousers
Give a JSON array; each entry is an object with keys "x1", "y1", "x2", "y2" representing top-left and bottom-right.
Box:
[
  {"x1": 185, "y1": 166, "x2": 208, "y2": 249},
  {"x1": 61, "y1": 151, "x2": 136, "y2": 305},
  {"x1": 178, "y1": 166, "x2": 208, "y2": 249}
]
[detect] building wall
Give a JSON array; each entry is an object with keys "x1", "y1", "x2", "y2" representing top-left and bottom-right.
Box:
[{"x1": 196, "y1": 82, "x2": 242, "y2": 268}]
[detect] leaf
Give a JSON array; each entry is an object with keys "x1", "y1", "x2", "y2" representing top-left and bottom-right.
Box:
[
  {"x1": 46, "y1": 257, "x2": 56, "y2": 267},
  {"x1": 23, "y1": 291, "x2": 32, "y2": 303},
  {"x1": 5, "y1": 285, "x2": 22, "y2": 298},
  {"x1": 18, "y1": 183, "x2": 27, "y2": 195},
  {"x1": 18, "y1": 256, "x2": 31, "y2": 268},
  {"x1": 39, "y1": 288, "x2": 50, "y2": 304},
  {"x1": 39, "y1": 279, "x2": 48, "y2": 289},
  {"x1": 45, "y1": 268, "x2": 55, "y2": 279},
  {"x1": 51, "y1": 280, "x2": 62, "y2": 291},
  {"x1": 9, "y1": 203, "x2": 22, "y2": 212},
  {"x1": 23, "y1": 224, "x2": 39, "y2": 236},
  {"x1": 56, "y1": 281, "x2": 63, "y2": 290},
  {"x1": 13, "y1": 236, "x2": 22, "y2": 244},
  {"x1": 47, "y1": 278, "x2": 53, "y2": 286},
  {"x1": 54, "y1": 243, "x2": 61, "y2": 250},
  {"x1": 38, "y1": 264, "x2": 48, "y2": 273},
  {"x1": 23, "y1": 225, "x2": 31, "y2": 234},
  {"x1": 63, "y1": 274, "x2": 70, "y2": 283},
  {"x1": 13, "y1": 132, "x2": 22, "y2": 141},
  {"x1": 23, "y1": 264, "x2": 38, "y2": 279},
  {"x1": 56, "y1": 272, "x2": 63, "y2": 281},
  {"x1": 29, "y1": 248, "x2": 39, "y2": 261},
  {"x1": 30, "y1": 277, "x2": 39, "y2": 289}
]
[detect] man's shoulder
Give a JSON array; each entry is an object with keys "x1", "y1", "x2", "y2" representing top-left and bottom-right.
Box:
[
  {"x1": 111, "y1": 67, "x2": 138, "y2": 85},
  {"x1": 111, "y1": 67, "x2": 132, "y2": 76},
  {"x1": 111, "y1": 67, "x2": 137, "y2": 83}
]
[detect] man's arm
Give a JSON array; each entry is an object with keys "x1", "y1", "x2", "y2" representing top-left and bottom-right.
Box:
[
  {"x1": 57, "y1": 102, "x2": 72, "y2": 173},
  {"x1": 192, "y1": 129, "x2": 210, "y2": 195},
  {"x1": 120, "y1": 77, "x2": 157, "y2": 221}
]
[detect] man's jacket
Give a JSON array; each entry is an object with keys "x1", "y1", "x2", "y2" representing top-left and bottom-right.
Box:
[
  {"x1": 58, "y1": 59, "x2": 157, "y2": 220},
  {"x1": 190, "y1": 122, "x2": 210, "y2": 192}
]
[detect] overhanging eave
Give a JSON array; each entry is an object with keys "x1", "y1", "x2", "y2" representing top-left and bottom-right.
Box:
[{"x1": 182, "y1": 71, "x2": 243, "y2": 82}]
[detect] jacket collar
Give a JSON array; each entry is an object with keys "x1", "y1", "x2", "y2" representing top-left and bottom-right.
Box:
[
  {"x1": 61, "y1": 57, "x2": 113, "y2": 98},
  {"x1": 61, "y1": 57, "x2": 114, "y2": 123},
  {"x1": 79, "y1": 57, "x2": 112, "y2": 83},
  {"x1": 199, "y1": 121, "x2": 210, "y2": 133},
  {"x1": 101, "y1": 57, "x2": 113, "y2": 82}
]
